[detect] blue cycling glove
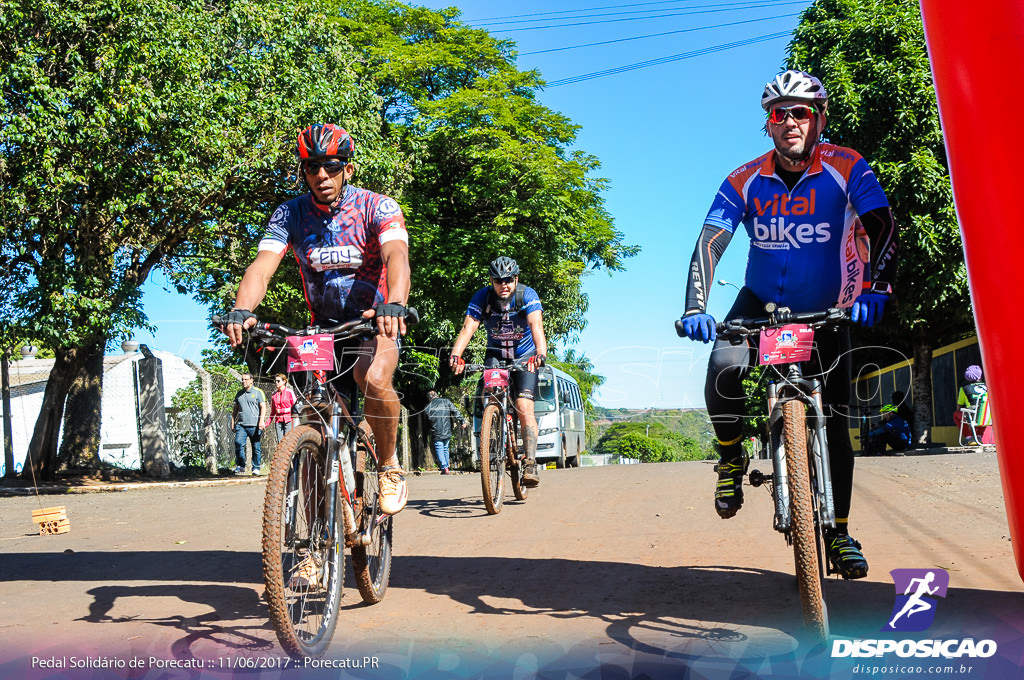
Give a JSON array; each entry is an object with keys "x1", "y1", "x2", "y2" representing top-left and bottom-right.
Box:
[
  {"x1": 679, "y1": 313, "x2": 717, "y2": 343},
  {"x1": 851, "y1": 293, "x2": 889, "y2": 328}
]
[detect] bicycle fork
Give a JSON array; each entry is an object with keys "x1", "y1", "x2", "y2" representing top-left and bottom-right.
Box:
[{"x1": 759, "y1": 380, "x2": 837, "y2": 534}]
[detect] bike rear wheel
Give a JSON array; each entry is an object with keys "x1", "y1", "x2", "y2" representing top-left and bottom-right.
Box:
[
  {"x1": 262, "y1": 426, "x2": 344, "y2": 659},
  {"x1": 480, "y1": 404, "x2": 506, "y2": 514},
  {"x1": 783, "y1": 399, "x2": 829, "y2": 644},
  {"x1": 510, "y1": 418, "x2": 528, "y2": 501},
  {"x1": 352, "y1": 426, "x2": 393, "y2": 604}
]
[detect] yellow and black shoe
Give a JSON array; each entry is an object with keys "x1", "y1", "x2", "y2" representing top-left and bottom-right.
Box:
[
  {"x1": 826, "y1": 532, "x2": 869, "y2": 580},
  {"x1": 714, "y1": 455, "x2": 749, "y2": 519}
]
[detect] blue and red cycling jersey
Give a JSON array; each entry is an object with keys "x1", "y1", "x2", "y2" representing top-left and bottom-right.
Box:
[
  {"x1": 466, "y1": 286, "x2": 543, "y2": 360},
  {"x1": 705, "y1": 143, "x2": 890, "y2": 312},
  {"x1": 258, "y1": 185, "x2": 408, "y2": 323}
]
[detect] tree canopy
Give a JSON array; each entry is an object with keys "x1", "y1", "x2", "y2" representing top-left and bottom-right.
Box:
[
  {"x1": 0, "y1": 0, "x2": 391, "y2": 476},
  {"x1": 1, "y1": 0, "x2": 637, "y2": 476}
]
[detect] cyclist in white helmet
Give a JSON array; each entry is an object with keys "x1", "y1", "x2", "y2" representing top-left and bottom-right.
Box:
[{"x1": 677, "y1": 70, "x2": 900, "y2": 580}]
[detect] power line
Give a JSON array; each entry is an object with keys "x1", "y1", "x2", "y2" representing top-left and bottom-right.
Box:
[
  {"x1": 468, "y1": 0, "x2": 733, "y2": 23},
  {"x1": 521, "y1": 13, "x2": 800, "y2": 55},
  {"x1": 546, "y1": 30, "x2": 792, "y2": 86},
  {"x1": 470, "y1": 0, "x2": 790, "y2": 24},
  {"x1": 476, "y1": 1, "x2": 810, "y2": 31}
]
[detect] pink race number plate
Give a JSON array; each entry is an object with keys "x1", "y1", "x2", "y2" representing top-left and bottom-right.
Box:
[
  {"x1": 483, "y1": 368, "x2": 510, "y2": 389},
  {"x1": 285, "y1": 335, "x2": 335, "y2": 372},
  {"x1": 757, "y1": 324, "x2": 815, "y2": 366}
]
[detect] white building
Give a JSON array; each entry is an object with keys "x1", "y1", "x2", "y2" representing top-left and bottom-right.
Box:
[{"x1": 1, "y1": 345, "x2": 197, "y2": 475}]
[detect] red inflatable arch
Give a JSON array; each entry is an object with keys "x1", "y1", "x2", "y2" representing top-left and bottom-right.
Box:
[{"x1": 919, "y1": 1, "x2": 1024, "y2": 582}]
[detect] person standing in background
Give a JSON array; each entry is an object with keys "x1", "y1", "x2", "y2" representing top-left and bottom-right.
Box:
[{"x1": 425, "y1": 390, "x2": 467, "y2": 475}]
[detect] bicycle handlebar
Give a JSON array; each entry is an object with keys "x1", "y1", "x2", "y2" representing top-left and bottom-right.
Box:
[
  {"x1": 463, "y1": 357, "x2": 535, "y2": 375},
  {"x1": 212, "y1": 307, "x2": 420, "y2": 343},
  {"x1": 673, "y1": 307, "x2": 850, "y2": 340}
]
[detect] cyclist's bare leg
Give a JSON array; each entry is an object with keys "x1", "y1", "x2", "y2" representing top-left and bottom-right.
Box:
[
  {"x1": 515, "y1": 397, "x2": 541, "y2": 486},
  {"x1": 515, "y1": 397, "x2": 538, "y2": 459},
  {"x1": 353, "y1": 335, "x2": 407, "y2": 514},
  {"x1": 353, "y1": 335, "x2": 401, "y2": 468}
]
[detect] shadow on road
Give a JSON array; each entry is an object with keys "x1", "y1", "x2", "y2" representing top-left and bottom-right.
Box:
[
  {"x1": 405, "y1": 496, "x2": 525, "y2": 519},
  {"x1": 3, "y1": 549, "x2": 1022, "y2": 664}
]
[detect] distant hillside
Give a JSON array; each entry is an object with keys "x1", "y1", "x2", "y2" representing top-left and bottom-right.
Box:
[{"x1": 589, "y1": 407, "x2": 715, "y2": 458}]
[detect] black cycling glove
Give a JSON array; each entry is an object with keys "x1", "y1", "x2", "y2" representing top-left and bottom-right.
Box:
[
  {"x1": 223, "y1": 309, "x2": 256, "y2": 327},
  {"x1": 375, "y1": 303, "x2": 407, "y2": 319}
]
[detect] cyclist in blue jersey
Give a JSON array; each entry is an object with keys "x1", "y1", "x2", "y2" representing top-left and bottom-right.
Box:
[
  {"x1": 449, "y1": 256, "x2": 548, "y2": 487},
  {"x1": 677, "y1": 71, "x2": 900, "y2": 580},
  {"x1": 220, "y1": 123, "x2": 411, "y2": 516}
]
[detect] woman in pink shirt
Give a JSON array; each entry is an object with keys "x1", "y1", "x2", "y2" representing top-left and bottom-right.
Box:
[{"x1": 270, "y1": 374, "x2": 297, "y2": 442}]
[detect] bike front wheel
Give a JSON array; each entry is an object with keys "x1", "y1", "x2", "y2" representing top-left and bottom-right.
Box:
[
  {"x1": 783, "y1": 400, "x2": 829, "y2": 644},
  {"x1": 480, "y1": 404, "x2": 506, "y2": 514},
  {"x1": 352, "y1": 426, "x2": 393, "y2": 604},
  {"x1": 262, "y1": 426, "x2": 344, "y2": 659}
]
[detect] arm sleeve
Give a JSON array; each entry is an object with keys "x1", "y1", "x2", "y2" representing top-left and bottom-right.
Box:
[
  {"x1": 859, "y1": 205, "x2": 899, "y2": 289},
  {"x1": 684, "y1": 224, "x2": 734, "y2": 315}
]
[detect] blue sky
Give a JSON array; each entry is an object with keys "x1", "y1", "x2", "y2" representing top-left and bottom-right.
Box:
[{"x1": 135, "y1": 0, "x2": 815, "y2": 409}]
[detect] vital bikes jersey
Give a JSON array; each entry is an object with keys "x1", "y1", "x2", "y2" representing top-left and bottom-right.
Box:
[
  {"x1": 466, "y1": 285, "x2": 543, "y2": 360},
  {"x1": 258, "y1": 185, "x2": 408, "y2": 322},
  {"x1": 705, "y1": 143, "x2": 890, "y2": 312}
]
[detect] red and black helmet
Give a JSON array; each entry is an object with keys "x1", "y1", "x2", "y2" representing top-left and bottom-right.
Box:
[{"x1": 297, "y1": 124, "x2": 355, "y2": 160}]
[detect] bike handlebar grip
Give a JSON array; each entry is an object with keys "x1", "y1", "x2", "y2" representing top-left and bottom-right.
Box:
[
  {"x1": 674, "y1": 319, "x2": 686, "y2": 337},
  {"x1": 406, "y1": 307, "x2": 420, "y2": 324},
  {"x1": 212, "y1": 315, "x2": 224, "y2": 328}
]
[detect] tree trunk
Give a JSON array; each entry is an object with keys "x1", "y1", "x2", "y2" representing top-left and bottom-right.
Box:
[
  {"x1": 58, "y1": 341, "x2": 105, "y2": 469},
  {"x1": 2, "y1": 351, "x2": 14, "y2": 478},
  {"x1": 21, "y1": 348, "x2": 84, "y2": 481},
  {"x1": 911, "y1": 340, "x2": 933, "y2": 446}
]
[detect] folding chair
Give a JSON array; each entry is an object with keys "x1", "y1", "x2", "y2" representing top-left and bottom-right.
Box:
[{"x1": 959, "y1": 392, "x2": 992, "y2": 445}]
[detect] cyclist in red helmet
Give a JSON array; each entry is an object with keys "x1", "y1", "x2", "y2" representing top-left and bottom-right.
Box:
[{"x1": 222, "y1": 123, "x2": 412, "y2": 515}]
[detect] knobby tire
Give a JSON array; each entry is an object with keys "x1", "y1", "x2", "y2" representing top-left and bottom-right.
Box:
[
  {"x1": 351, "y1": 427, "x2": 393, "y2": 604},
  {"x1": 262, "y1": 425, "x2": 344, "y2": 659},
  {"x1": 480, "y1": 404, "x2": 506, "y2": 514},
  {"x1": 783, "y1": 399, "x2": 830, "y2": 644}
]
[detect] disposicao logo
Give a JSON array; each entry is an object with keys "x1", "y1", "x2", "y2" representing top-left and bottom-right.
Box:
[
  {"x1": 885, "y1": 568, "x2": 949, "y2": 632},
  {"x1": 831, "y1": 568, "x2": 997, "y2": 659}
]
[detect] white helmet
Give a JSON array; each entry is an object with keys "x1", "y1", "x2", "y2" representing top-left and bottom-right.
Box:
[{"x1": 761, "y1": 70, "x2": 828, "y2": 112}]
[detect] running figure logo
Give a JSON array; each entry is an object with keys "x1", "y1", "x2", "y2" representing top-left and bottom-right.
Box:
[{"x1": 883, "y1": 568, "x2": 949, "y2": 632}]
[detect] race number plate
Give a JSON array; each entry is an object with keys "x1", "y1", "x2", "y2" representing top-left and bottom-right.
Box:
[
  {"x1": 483, "y1": 368, "x2": 510, "y2": 389},
  {"x1": 285, "y1": 334, "x2": 335, "y2": 372},
  {"x1": 758, "y1": 324, "x2": 815, "y2": 366}
]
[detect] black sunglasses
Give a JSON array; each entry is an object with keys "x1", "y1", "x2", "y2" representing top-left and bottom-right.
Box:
[
  {"x1": 493, "y1": 277, "x2": 516, "y2": 285},
  {"x1": 303, "y1": 159, "x2": 349, "y2": 175}
]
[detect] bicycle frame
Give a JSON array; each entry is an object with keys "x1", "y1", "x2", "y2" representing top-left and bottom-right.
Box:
[{"x1": 294, "y1": 366, "x2": 380, "y2": 548}]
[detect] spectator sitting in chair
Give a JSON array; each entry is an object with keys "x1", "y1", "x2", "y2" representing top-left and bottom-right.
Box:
[
  {"x1": 864, "y1": 404, "x2": 912, "y2": 456},
  {"x1": 954, "y1": 365, "x2": 992, "y2": 445}
]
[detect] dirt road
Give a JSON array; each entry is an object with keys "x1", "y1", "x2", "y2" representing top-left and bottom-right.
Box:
[{"x1": 1, "y1": 452, "x2": 1021, "y2": 679}]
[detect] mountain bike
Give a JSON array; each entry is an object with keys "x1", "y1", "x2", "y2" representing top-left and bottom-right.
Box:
[
  {"x1": 213, "y1": 309, "x2": 416, "y2": 658},
  {"x1": 465, "y1": 360, "x2": 533, "y2": 515},
  {"x1": 680, "y1": 305, "x2": 850, "y2": 644}
]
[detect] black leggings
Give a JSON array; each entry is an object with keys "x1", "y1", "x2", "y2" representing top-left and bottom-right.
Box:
[{"x1": 704, "y1": 287, "x2": 855, "y2": 520}]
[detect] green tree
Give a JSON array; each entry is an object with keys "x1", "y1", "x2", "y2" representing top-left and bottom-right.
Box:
[
  {"x1": 595, "y1": 421, "x2": 705, "y2": 463},
  {"x1": 335, "y1": 0, "x2": 638, "y2": 351},
  {"x1": 786, "y1": 0, "x2": 968, "y2": 442},
  {"x1": 1, "y1": 0, "x2": 383, "y2": 479}
]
